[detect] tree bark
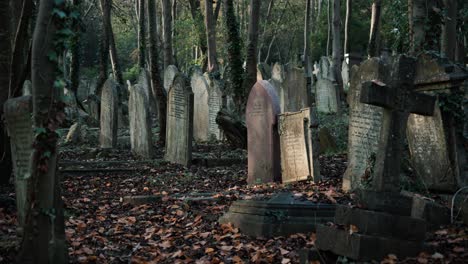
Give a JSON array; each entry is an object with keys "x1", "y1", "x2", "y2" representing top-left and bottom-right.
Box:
[
  {"x1": 214, "y1": 0, "x2": 222, "y2": 22},
  {"x1": 368, "y1": 0, "x2": 381, "y2": 57},
  {"x1": 223, "y1": 0, "x2": 243, "y2": 110},
  {"x1": 148, "y1": 0, "x2": 167, "y2": 145},
  {"x1": 331, "y1": 0, "x2": 343, "y2": 103},
  {"x1": 304, "y1": 0, "x2": 311, "y2": 70},
  {"x1": 205, "y1": 0, "x2": 219, "y2": 72},
  {"x1": 19, "y1": 0, "x2": 68, "y2": 262},
  {"x1": 162, "y1": 0, "x2": 174, "y2": 68},
  {"x1": 441, "y1": 0, "x2": 457, "y2": 60},
  {"x1": 188, "y1": 0, "x2": 208, "y2": 71},
  {"x1": 257, "y1": 0, "x2": 274, "y2": 61},
  {"x1": 326, "y1": 0, "x2": 331, "y2": 56},
  {"x1": 0, "y1": 0, "x2": 12, "y2": 185},
  {"x1": 344, "y1": 0, "x2": 351, "y2": 54},
  {"x1": 70, "y1": 0, "x2": 86, "y2": 111},
  {"x1": 95, "y1": 6, "x2": 109, "y2": 97},
  {"x1": 138, "y1": 0, "x2": 146, "y2": 69},
  {"x1": 242, "y1": 0, "x2": 261, "y2": 104},
  {"x1": 104, "y1": 0, "x2": 124, "y2": 86},
  {"x1": 171, "y1": 0, "x2": 177, "y2": 65}
]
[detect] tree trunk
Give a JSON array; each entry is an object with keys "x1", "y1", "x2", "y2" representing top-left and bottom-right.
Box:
[
  {"x1": 8, "y1": 0, "x2": 32, "y2": 98},
  {"x1": 242, "y1": 0, "x2": 261, "y2": 104},
  {"x1": 223, "y1": 0, "x2": 243, "y2": 111},
  {"x1": 188, "y1": 0, "x2": 208, "y2": 71},
  {"x1": 214, "y1": 0, "x2": 222, "y2": 22},
  {"x1": 368, "y1": 0, "x2": 381, "y2": 57},
  {"x1": 408, "y1": 0, "x2": 426, "y2": 55},
  {"x1": 172, "y1": 0, "x2": 177, "y2": 65},
  {"x1": 344, "y1": 0, "x2": 351, "y2": 54},
  {"x1": 70, "y1": 0, "x2": 85, "y2": 111},
  {"x1": 19, "y1": 0, "x2": 68, "y2": 262},
  {"x1": 103, "y1": 0, "x2": 124, "y2": 86},
  {"x1": 205, "y1": 0, "x2": 219, "y2": 72},
  {"x1": 138, "y1": 0, "x2": 146, "y2": 69},
  {"x1": 331, "y1": 0, "x2": 343, "y2": 103},
  {"x1": 257, "y1": 0, "x2": 274, "y2": 61},
  {"x1": 148, "y1": 0, "x2": 167, "y2": 145},
  {"x1": 162, "y1": 0, "x2": 174, "y2": 68},
  {"x1": 326, "y1": 0, "x2": 331, "y2": 56},
  {"x1": 95, "y1": 7, "x2": 109, "y2": 97},
  {"x1": 0, "y1": 0, "x2": 12, "y2": 185},
  {"x1": 441, "y1": 0, "x2": 457, "y2": 60}
]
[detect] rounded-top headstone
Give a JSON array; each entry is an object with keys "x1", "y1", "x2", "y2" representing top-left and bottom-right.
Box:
[
  {"x1": 164, "y1": 65, "x2": 179, "y2": 93},
  {"x1": 246, "y1": 80, "x2": 281, "y2": 184},
  {"x1": 129, "y1": 84, "x2": 153, "y2": 158},
  {"x1": 191, "y1": 71, "x2": 210, "y2": 141}
]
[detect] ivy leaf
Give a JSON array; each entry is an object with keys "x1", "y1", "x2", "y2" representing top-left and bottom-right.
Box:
[
  {"x1": 52, "y1": 8, "x2": 67, "y2": 19},
  {"x1": 48, "y1": 51, "x2": 58, "y2": 62},
  {"x1": 34, "y1": 127, "x2": 47, "y2": 135}
]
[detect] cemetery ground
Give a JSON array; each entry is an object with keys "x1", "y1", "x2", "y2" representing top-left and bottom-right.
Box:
[{"x1": 0, "y1": 125, "x2": 467, "y2": 264}]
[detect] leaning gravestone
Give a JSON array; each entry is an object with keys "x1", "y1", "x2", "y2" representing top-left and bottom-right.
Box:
[
  {"x1": 269, "y1": 63, "x2": 286, "y2": 112},
  {"x1": 342, "y1": 57, "x2": 389, "y2": 192},
  {"x1": 165, "y1": 73, "x2": 194, "y2": 166},
  {"x1": 204, "y1": 74, "x2": 223, "y2": 140},
  {"x1": 278, "y1": 108, "x2": 320, "y2": 183},
  {"x1": 164, "y1": 65, "x2": 179, "y2": 94},
  {"x1": 246, "y1": 80, "x2": 281, "y2": 184},
  {"x1": 129, "y1": 84, "x2": 153, "y2": 158},
  {"x1": 4, "y1": 96, "x2": 33, "y2": 226},
  {"x1": 99, "y1": 78, "x2": 119, "y2": 148},
  {"x1": 284, "y1": 66, "x2": 309, "y2": 112}
]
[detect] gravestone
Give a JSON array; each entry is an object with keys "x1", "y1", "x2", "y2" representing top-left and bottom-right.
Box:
[
  {"x1": 191, "y1": 71, "x2": 210, "y2": 141},
  {"x1": 341, "y1": 61, "x2": 350, "y2": 92},
  {"x1": 22, "y1": 80, "x2": 32, "y2": 96},
  {"x1": 246, "y1": 80, "x2": 281, "y2": 184},
  {"x1": 219, "y1": 192, "x2": 335, "y2": 238},
  {"x1": 269, "y1": 63, "x2": 286, "y2": 112},
  {"x1": 316, "y1": 57, "x2": 339, "y2": 113},
  {"x1": 138, "y1": 70, "x2": 157, "y2": 116},
  {"x1": 164, "y1": 65, "x2": 179, "y2": 93},
  {"x1": 284, "y1": 66, "x2": 309, "y2": 112},
  {"x1": 257, "y1": 62, "x2": 271, "y2": 81},
  {"x1": 342, "y1": 58, "x2": 388, "y2": 191},
  {"x1": 4, "y1": 96, "x2": 33, "y2": 226},
  {"x1": 129, "y1": 84, "x2": 153, "y2": 158},
  {"x1": 165, "y1": 73, "x2": 194, "y2": 166},
  {"x1": 278, "y1": 108, "x2": 320, "y2": 183},
  {"x1": 99, "y1": 78, "x2": 119, "y2": 148},
  {"x1": 316, "y1": 55, "x2": 435, "y2": 261},
  {"x1": 86, "y1": 94, "x2": 100, "y2": 124},
  {"x1": 204, "y1": 74, "x2": 223, "y2": 140},
  {"x1": 407, "y1": 53, "x2": 468, "y2": 191},
  {"x1": 318, "y1": 56, "x2": 333, "y2": 80}
]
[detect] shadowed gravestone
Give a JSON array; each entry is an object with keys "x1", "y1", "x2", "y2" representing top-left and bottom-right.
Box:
[
  {"x1": 164, "y1": 65, "x2": 179, "y2": 94},
  {"x1": 138, "y1": 70, "x2": 157, "y2": 116},
  {"x1": 165, "y1": 73, "x2": 193, "y2": 166},
  {"x1": 129, "y1": 84, "x2": 153, "y2": 158},
  {"x1": 284, "y1": 66, "x2": 309, "y2": 112},
  {"x1": 278, "y1": 108, "x2": 320, "y2": 183},
  {"x1": 268, "y1": 63, "x2": 286, "y2": 112},
  {"x1": 4, "y1": 96, "x2": 33, "y2": 227},
  {"x1": 204, "y1": 73, "x2": 223, "y2": 140},
  {"x1": 316, "y1": 57, "x2": 339, "y2": 114},
  {"x1": 99, "y1": 78, "x2": 119, "y2": 148},
  {"x1": 316, "y1": 55, "x2": 435, "y2": 261},
  {"x1": 192, "y1": 71, "x2": 210, "y2": 141},
  {"x1": 246, "y1": 80, "x2": 281, "y2": 185}
]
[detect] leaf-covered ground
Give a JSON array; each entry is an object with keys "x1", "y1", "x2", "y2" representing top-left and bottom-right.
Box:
[{"x1": 1, "y1": 131, "x2": 467, "y2": 263}]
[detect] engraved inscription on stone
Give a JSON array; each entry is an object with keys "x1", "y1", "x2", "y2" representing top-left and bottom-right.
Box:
[
  {"x1": 208, "y1": 88, "x2": 221, "y2": 138},
  {"x1": 169, "y1": 85, "x2": 187, "y2": 120}
]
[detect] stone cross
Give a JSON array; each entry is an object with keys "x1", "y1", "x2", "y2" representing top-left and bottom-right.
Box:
[{"x1": 359, "y1": 55, "x2": 436, "y2": 192}]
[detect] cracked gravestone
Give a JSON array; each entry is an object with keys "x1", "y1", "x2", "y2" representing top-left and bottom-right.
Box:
[
  {"x1": 99, "y1": 78, "x2": 119, "y2": 148},
  {"x1": 316, "y1": 55, "x2": 436, "y2": 262},
  {"x1": 165, "y1": 73, "x2": 193, "y2": 166},
  {"x1": 129, "y1": 84, "x2": 153, "y2": 158},
  {"x1": 4, "y1": 96, "x2": 33, "y2": 227},
  {"x1": 219, "y1": 192, "x2": 335, "y2": 238},
  {"x1": 278, "y1": 108, "x2": 320, "y2": 183},
  {"x1": 246, "y1": 80, "x2": 281, "y2": 184}
]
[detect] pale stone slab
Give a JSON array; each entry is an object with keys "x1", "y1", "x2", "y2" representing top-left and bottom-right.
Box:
[
  {"x1": 205, "y1": 74, "x2": 223, "y2": 140},
  {"x1": 192, "y1": 71, "x2": 210, "y2": 141},
  {"x1": 99, "y1": 78, "x2": 119, "y2": 148},
  {"x1": 315, "y1": 78, "x2": 338, "y2": 114},
  {"x1": 4, "y1": 96, "x2": 33, "y2": 226},
  {"x1": 165, "y1": 73, "x2": 193, "y2": 166},
  {"x1": 22, "y1": 80, "x2": 32, "y2": 96},
  {"x1": 246, "y1": 80, "x2": 281, "y2": 184},
  {"x1": 129, "y1": 84, "x2": 154, "y2": 158},
  {"x1": 278, "y1": 108, "x2": 320, "y2": 183},
  {"x1": 163, "y1": 65, "x2": 179, "y2": 93}
]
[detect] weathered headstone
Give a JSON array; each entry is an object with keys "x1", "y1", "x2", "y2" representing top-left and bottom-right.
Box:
[
  {"x1": 257, "y1": 62, "x2": 271, "y2": 81},
  {"x1": 165, "y1": 73, "x2": 194, "y2": 166},
  {"x1": 191, "y1": 71, "x2": 210, "y2": 141},
  {"x1": 284, "y1": 66, "x2": 309, "y2": 112},
  {"x1": 341, "y1": 61, "x2": 350, "y2": 92},
  {"x1": 86, "y1": 94, "x2": 100, "y2": 124},
  {"x1": 163, "y1": 65, "x2": 179, "y2": 93},
  {"x1": 4, "y1": 96, "x2": 33, "y2": 226},
  {"x1": 278, "y1": 108, "x2": 320, "y2": 183},
  {"x1": 129, "y1": 84, "x2": 153, "y2": 158},
  {"x1": 219, "y1": 192, "x2": 335, "y2": 238},
  {"x1": 318, "y1": 56, "x2": 333, "y2": 80},
  {"x1": 99, "y1": 78, "x2": 119, "y2": 148},
  {"x1": 269, "y1": 63, "x2": 286, "y2": 112},
  {"x1": 204, "y1": 74, "x2": 223, "y2": 140},
  {"x1": 246, "y1": 80, "x2": 281, "y2": 184},
  {"x1": 316, "y1": 55, "x2": 435, "y2": 262},
  {"x1": 342, "y1": 58, "x2": 388, "y2": 191},
  {"x1": 22, "y1": 80, "x2": 32, "y2": 96},
  {"x1": 315, "y1": 78, "x2": 339, "y2": 113}
]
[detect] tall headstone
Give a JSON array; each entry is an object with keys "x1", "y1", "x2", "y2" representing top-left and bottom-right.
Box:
[
  {"x1": 165, "y1": 73, "x2": 194, "y2": 166},
  {"x1": 284, "y1": 66, "x2": 309, "y2": 112},
  {"x1": 316, "y1": 57, "x2": 339, "y2": 114},
  {"x1": 192, "y1": 71, "x2": 210, "y2": 141},
  {"x1": 22, "y1": 80, "x2": 32, "y2": 96},
  {"x1": 129, "y1": 84, "x2": 153, "y2": 158},
  {"x1": 4, "y1": 96, "x2": 33, "y2": 226},
  {"x1": 343, "y1": 58, "x2": 389, "y2": 191},
  {"x1": 246, "y1": 80, "x2": 281, "y2": 184},
  {"x1": 99, "y1": 78, "x2": 119, "y2": 148},
  {"x1": 278, "y1": 108, "x2": 320, "y2": 183},
  {"x1": 269, "y1": 63, "x2": 286, "y2": 112},
  {"x1": 204, "y1": 74, "x2": 223, "y2": 140},
  {"x1": 164, "y1": 65, "x2": 179, "y2": 93}
]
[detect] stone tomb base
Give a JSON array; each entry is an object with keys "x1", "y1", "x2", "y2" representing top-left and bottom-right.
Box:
[
  {"x1": 219, "y1": 193, "x2": 335, "y2": 237},
  {"x1": 316, "y1": 194, "x2": 427, "y2": 261}
]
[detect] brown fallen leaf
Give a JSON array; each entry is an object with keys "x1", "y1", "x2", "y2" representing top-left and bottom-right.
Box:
[
  {"x1": 279, "y1": 248, "x2": 289, "y2": 255},
  {"x1": 205, "y1": 247, "x2": 215, "y2": 253}
]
